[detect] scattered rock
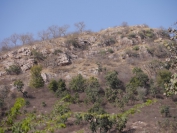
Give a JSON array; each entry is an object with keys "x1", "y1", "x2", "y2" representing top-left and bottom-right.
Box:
[{"x1": 131, "y1": 121, "x2": 148, "y2": 129}]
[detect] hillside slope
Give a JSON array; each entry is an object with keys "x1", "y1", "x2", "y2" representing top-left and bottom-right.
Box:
[{"x1": 0, "y1": 25, "x2": 177, "y2": 133}]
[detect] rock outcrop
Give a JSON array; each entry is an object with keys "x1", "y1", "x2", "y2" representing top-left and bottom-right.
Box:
[{"x1": 57, "y1": 53, "x2": 71, "y2": 66}]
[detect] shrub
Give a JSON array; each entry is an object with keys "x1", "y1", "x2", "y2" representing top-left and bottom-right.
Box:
[
  {"x1": 56, "y1": 79, "x2": 67, "y2": 97},
  {"x1": 107, "y1": 48, "x2": 114, "y2": 53},
  {"x1": 130, "y1": 67, "x2": 149, "y2": 88},
  {"x1": 48, "y1": 79, "x2": 58, "y2": 92},
  {"x1": 133, "y1": 46, "x2": 139, "y2": 51},
  {"x1": 42, "y1": 102, "x2": 47, "y2": 107},
  {"x1": 137, "y1": 87, "x2": 147, "y2": 102},
  {"x1": 125, "y1": 49, "x2": 139, "y2": 58},
  {"x1": 54, "y1": 49, "x2": 63, "y2": 55},
  {"x1": 128, "y1": 33, "x2": 136, "y2": 38},
  {"x1": 145, "y1": 29, "x2": 155, "y2": 39},
  {"x1": 101, "y1": 35, "x2": 116, "y2": 46},
  {"x1": 14, "y1": 80, "x2": 28, "y2": 98},
  {"x1": 105, "y1": 71, "x2": 123, "y2": 89},
  {"x1": 85, "y1": 77, "x2": 100, "y2": 103},
  {"x1": 31, "y1": 49, "x2": 45, "y2": 61},
  {"x1": 105, "y1": 88, "x2": 118, "y2": 102},
  {"x1": 65, "y1": 38, "x2": 80, "y2": 48},
  {"x1": 69, "y1": 74, "x2": 86, "y2": 92},
  {"x1": 160, "y1": 105, "x2": 170, "y2": 117},
  {"x1": 99, "y1": 50, "x2": 106, "y2": 56},
  {"x1": 146, "y1": 46, "x2": 155, "y2": 56},
  {"x1": 29, "y1": 65, "x2": 44, "y2": 88},
  {"x1": 156, "y1": 69, "x2": 172, "y2": 88},
  {"x1": 6, "y1": 65, "x2": 21, "y2": 75}
]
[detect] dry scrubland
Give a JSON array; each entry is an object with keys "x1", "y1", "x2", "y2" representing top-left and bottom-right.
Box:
[{"x1": 0, "y1": 24, "x2": 177, "y2": 133}]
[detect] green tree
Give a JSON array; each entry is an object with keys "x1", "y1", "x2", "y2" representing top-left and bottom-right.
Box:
[
  {"x1": 86, "y1": 104, "x2": 112, "y2": 133},
  {"x1": 85, "y1": 77, "x2": 100, "y2": 103},
  {"x1": 156, "y1": 69, "x2": 172, "y2": 88},
  {"x1": 48, "y1": 79, "x2": 58, "y2": 92},
  {"x1": 129, "y1": 67, "x2": 149, "y2": 89},
  {"x1": 58, "y1": 79, "x2": 66, "y2": 92},
  {"x1": 14, "y1": 80, "x2": 28, "y2": 98},
  {"x1": 105, "y1": 71, "x2": 122, "y2": 89},
  {"x1": 29, "y1": 65, "x2": 44, "y2": 88},
  {"x1": 56, "y1": 79, "x2": 67, "y2": 97},
  {"x1": 69, "y1": 74, "x2": 86, "y2": 92},
  {"x1": 105, "y1": 88, "x2": 118, "y2": 103}
]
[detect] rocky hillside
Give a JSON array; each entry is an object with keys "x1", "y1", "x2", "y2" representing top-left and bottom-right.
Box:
[
  {"x1": 0, "y1": 25, "x2": 177, "y2": 133},
  {"x1": 0, "y1": 25, "x2": 173, "y2": 83}
]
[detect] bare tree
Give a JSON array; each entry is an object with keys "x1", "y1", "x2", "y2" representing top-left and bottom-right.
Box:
[
  {"x1": 121, "y1": 22, "x2": 128, "y2": 27},
  {"x1": 38, "y1": 30, "x2": 50, "y2": 41},
  {"x1": 10, "y1": 33, "x2": 19, "y2": 46},
  {"x1": 74, "y1": 22, "x2": 85, "y2": 33},
  {"x1": 0, "y1": 38, "x2": 10, "y2": 51},
  {"x1": 58, "y1": 25, "x2": 69, "y2": 36},
  {"x1": 48, "y1": 25, "x2": 59, "y2": 38},
  {"x1": 19, "y1": 33, "x2": 34, "y2": 45}
]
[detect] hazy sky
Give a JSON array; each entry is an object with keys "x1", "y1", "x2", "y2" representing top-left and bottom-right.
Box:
[{"x1": 0, "y1": 0, "x2": 177, "y2": 42}]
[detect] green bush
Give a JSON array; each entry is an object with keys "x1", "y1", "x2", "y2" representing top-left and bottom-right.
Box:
[
  {"x1": 6, "y1": 65, "x2": 21, "y2": 75},
  {"x1": 56, "y1": 79, "x2": 67, "y2": 97},
  {"x1": 42, "y1": 102, "x2": 47, "y2": 107},
  {"x1": 137, "y1": 87, "x2": 147, "y2": 102},
  {"x1": 31, "y1": 49, "x2": 45, "y2": 61},
  {"x1": 85, "y1": 77, "x2": 100, "y2": 103},
  {"x1": 54, "y1": 49, "x2": 63, "y2": 55},
  {"x1": 156, "y1": 69, "x2": 172, "y2": 88},
  {"x1": 29, "y1": 65, "x2": 44, "y2": 88},
  {"x1": 107, "y1": 48, "x2": 114, "y2": 53},
  {"x1": 65, "y1": 38, "x2": 80, "y2": 48},
  {"x1": 128, "y1": 33, "x2": 136, "y2": 38},
  {"x1": 103, "y1": 36, "x2": 116, "y2": 46},
  {"x1": 105, "y1": 88, "x2": 118, "y2": 102},
  {"x1": 130, "y1": 67, "x2": 149, "y2": 88},
  {"x1": 160, "y1": 105, "x2": 170, "y2": 117},
  {"x1": 105, "y1": 71, "x2": 123, "y2": 89},
  {"x1": 48, "y1": 79, "x2": 67, "y2": 97},
  {"x1": 145, "y1": 29, "x2": 155, "y2": 39},
  {"x1": 133, "y1": 46, "x2": 139, "y2": 51},
  {"x1": 48, "y1": 79, "x2": 58, "y2": 92},
  {"x1": 14, "y1": 80, "x2": 28, "y2": 98},
  {"x1": 69, "y1": 74, "x2": 86, "y2": 92}
]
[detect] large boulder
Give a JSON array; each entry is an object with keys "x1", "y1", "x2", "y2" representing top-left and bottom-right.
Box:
[
  {"x1": 18, "y1": 47, "x2": 31, "y2": 56},
  {"x1": 19, "y1": 59, "x2": 35, "y2": 72},
  {"x1": 57, "y1": 53, "x2": 71, "y2": 66},
  {"x1": 41, "y1": 71, "x2": 57, "y2": 82}
]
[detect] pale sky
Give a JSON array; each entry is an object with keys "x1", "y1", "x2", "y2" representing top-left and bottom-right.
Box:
[{"x1": 0, "y1": 0, "x2": 177, "y2": 42}]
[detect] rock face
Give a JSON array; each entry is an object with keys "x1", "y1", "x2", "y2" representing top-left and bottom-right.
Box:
[
  {"x1": 41, "y1": 72, "x2": 57, "y2": 82},
  {"x1": 57, "y1": 53, "x2": 71, "y2": 66},
  {"x1": 18, "y1": 59, "x2": 35, "y2": 72},
  {"x1": 18, "y1": 47, "x2": 31, "y2": 56},
  {"x1": 41, "y1": 72, "x2": 48, "y2": 82}
]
